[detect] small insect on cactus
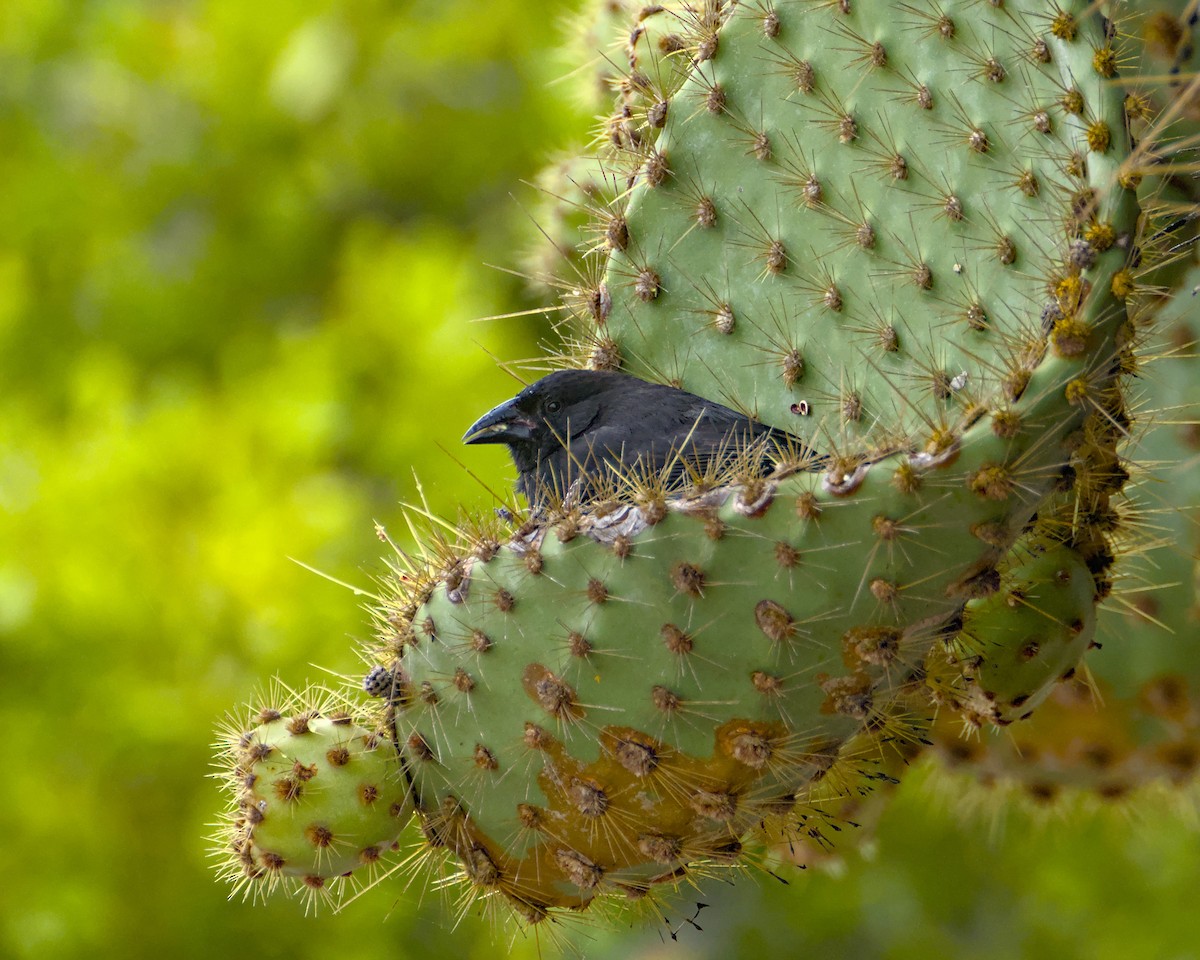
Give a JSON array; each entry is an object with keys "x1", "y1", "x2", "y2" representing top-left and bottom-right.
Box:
[{"x1": 210, "y1": 0, "x2": 1197, "y2": 935}]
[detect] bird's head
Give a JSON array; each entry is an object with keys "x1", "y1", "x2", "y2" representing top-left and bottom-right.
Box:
[{"x1": 462, "y1": 370, "x2": 610, "y2": 465}]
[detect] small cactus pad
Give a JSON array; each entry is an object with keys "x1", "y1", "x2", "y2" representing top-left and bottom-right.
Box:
[{"x1": 212, "y1": 687, "x2": 413, "y2": 908}]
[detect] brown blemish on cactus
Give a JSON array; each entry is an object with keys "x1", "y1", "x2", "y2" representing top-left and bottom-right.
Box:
[
  {"x1": 274, "y1": 775, "x2": 304, "y2": 802},
  {"x1": 358, "y1": 783, "x2": 379, "y2": 805},
  {"x1": 465, "y1": 845, "x2": 501, "y2": 887},
  {"x1": 795, "y1": 491, "x2": 820, "y2": 520},
  {"x1": 524, "y1": 664, "x2": 584, "y2": 722},
  {"x1": 473, "y1": 743, "x2": 498, "y2": 771}
]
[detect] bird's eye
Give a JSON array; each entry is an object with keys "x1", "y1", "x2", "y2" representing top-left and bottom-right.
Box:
[{"x1": 545, "y1": 400, "x2": 562, "y2": 414}]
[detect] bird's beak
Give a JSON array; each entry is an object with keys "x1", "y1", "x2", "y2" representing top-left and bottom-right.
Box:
[{"x1": 462, "y1": 398, "x2": 536, "y2": 445}]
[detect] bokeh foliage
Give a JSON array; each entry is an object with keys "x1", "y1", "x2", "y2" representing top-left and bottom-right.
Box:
[{"x1": 1, "y1": 2, "x2": 1197, "y2": 959}]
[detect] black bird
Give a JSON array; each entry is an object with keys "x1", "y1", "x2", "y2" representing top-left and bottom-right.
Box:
[{"x1": 463, "y1": 369, "x2": 813, "y2": 506}]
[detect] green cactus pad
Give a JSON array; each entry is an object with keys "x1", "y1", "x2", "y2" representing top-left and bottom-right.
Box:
[{"x1": 211, "y1": 686, "x2": 413, "y2": 909}]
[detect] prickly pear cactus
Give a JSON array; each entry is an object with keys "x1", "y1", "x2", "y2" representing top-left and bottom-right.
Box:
[{"x1": 210, "y1": 0, "x2": 1195, "y2": 933}]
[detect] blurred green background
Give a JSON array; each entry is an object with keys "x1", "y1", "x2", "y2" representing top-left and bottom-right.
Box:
[{"x1": 1, "y1": 2, "x2": 1197, "y2": 959}]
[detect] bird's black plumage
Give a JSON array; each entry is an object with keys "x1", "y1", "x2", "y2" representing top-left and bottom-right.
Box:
[{"x1": 463, "y1": 369, "x2": 814, "y2": 506}]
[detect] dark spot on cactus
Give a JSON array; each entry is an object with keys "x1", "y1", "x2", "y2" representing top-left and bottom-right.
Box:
[
  {"x1": 611, "y1": 533, "x2": 632, "y2": 559},
  {"x1": 420, "y1": 616, "x2": 437, "y2": 641},
  {"x1": 1066, "y1": 151, "x2": 1087, "y2": 179},
  {"x1": 359, "y1": 845, "x2": 381, "y2": 865},
  {"x1": 301, "y1": 876, "x2": 326, "y2": 892},
  {"x1": 754, "y1": 599, "x2": 797, "y2": 644},
  {"x1": 855, "y1": 221, "x2": 874, "y2": 248},
  {"x1": 358, "y1": 783, "x2": 380, "y2": 805},
  {"x1": 995, "y1": 236, "x2": 1016, "y2": 265},
  {"x1": 983, "y1": 57, "x2": 1005, "y2": 83},
  {"x1": 696, "y1": 196, "x2": 718, "y2": 228},
  {"x1": 1031, "y1": 37, "x2": 1051, "y2": 63},
  {"x1": 671, "y1": 561, "x2": 706, "y2": 598},
  {"x1": 967, "y1": 127, "x2": 989, "y2": 153},
  {"x1": 1033, "y1": 110, "x2": 1051, "y2": 134},
  {"x1": 775, "y1": 542, "x2": 800, "y2": 567},
  {"x1": 325, "y1": 746, "x2": 350, "y2": 767},
  {"x1": 911, "y1": 262, "x2": 932, "y2": 289},
  {"x1": 555, "y1": 848, "x2": 603, "y2": 889},
  {"x1": 407, "y1": 733, "x2": 435, "y2": 762},
  {"x1": 614, "y1": 736, "x2": 659, "y2": 776},
  {"x1": 793, "y1": 59, "x2": 815, "y2": 93},
  {"x1": 917, "y1": 84, "x2": 933, "y2": 109},
  {"x1": 647, "y1": 99, "x2": 668, "y2": 129},
  {"x1": 492, "y1": 588, "x2": 515, "y2": 613},
  {"x1": 652, "y1": 685, "x2": 681, "y2": 714},
  {"x1": 257, "y1": 707, "x2": 282, "y2": 724},
  {"x1": 638, "y1": 834, "x2": 681, "y2": 863},
  {"x1": 840, "y1": 113, "x2": 858, "y2": 143},
  {"x1": 966, "y1": 301, "x2": 987, "y2": 330}
]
